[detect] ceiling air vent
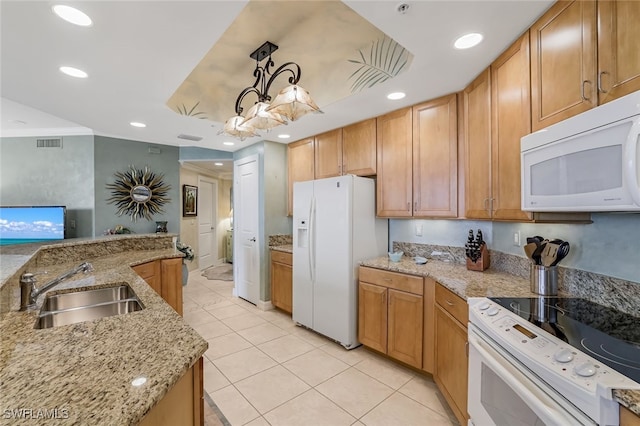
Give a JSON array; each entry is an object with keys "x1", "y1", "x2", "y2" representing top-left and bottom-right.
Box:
[
  {"x1": 177, "y1": 134, "x2": 203, "y2": 142},
  {"x1": 36, "y1": 138, "x2": 63, "y2": 148}
]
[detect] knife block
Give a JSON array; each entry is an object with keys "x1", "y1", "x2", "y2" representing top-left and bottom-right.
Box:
[{"x1": 466, "y1": 245, "x2": 490, "y2": 271}]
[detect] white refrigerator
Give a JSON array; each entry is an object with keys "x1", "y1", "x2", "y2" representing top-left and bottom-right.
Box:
[{"x1": 293, "y1": 175, "x2": 388, "y2": 349}]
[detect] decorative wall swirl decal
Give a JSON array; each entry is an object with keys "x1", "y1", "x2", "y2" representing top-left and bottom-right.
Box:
[
  {"x1": 348, "y1": 36, "x2": 410, "y2": 93},
  {"x1": 176, "y1": 101, "x2": 208, "y2": 119},
  {"x1": 106, "y1": 165, "x2": 171, "y2": 221}
]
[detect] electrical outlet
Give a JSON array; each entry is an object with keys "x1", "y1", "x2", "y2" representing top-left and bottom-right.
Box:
[
  {"x1": 513, "y1": 230, "x2": 521, "y2": 246},
  {"x1": 415, "y1": 224, "x2": 423, "y2": 236}
]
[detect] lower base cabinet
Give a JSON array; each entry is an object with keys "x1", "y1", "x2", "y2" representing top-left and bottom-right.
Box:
[
  {"x1": 140, "y1": 357, "x2": 204, "y2": 426},
  {"x1": 434, "y1": 283, "x2": 468, "y2": 426},
  {"x1": 358, "y1": 267, "x2": 424, "y2": 369},
  {"x1": 621, "y1": 405, "x2": 640, "y2": 426},
  {"x1": 133, "y1": 258, "x2": 183, "y2": 316},
  {"x1": 270, "y1": 250, "x2": 293, "y2": 314}
]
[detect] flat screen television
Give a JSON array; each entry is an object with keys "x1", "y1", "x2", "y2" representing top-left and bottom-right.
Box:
[{"x1": 0, "y1": 206, "x2": 66, "y2": 246}]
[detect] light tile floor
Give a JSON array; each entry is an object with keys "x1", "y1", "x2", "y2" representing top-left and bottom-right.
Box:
[{"x1": 184, "y1": 269, "x2": 457, "y2": 426}]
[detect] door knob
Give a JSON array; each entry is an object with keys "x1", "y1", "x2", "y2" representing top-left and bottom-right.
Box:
[{"x1": 249, "y1": 237, "x2": 256, "y2": 242}]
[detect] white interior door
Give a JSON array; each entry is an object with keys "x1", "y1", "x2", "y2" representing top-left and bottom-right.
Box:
[
  {"x1": 198, "y1": 177, "x2": 218, "y2": 270},
  {"x1": 234, "y1": 155, "x2": 259, "y2": 304}
]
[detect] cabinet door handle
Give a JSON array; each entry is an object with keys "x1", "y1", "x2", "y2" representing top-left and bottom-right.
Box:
[
  {"x1": 490, "y1": 198, "x2": 495, "y2": 214},
  {"x1": 598, "y1": 71, "x2": 609, "y2": 93},
  {"x1": 465, "y1": 341, "x2": 469, "y2": 357},
  {"x1": 414, "y1": 201, "x2": 418, "y2": 211},
  {"x1": 383, "y1": 278, "x2": 392, "y2": 282},
  {"x1": 581, "y1": 80, "x2": 592, "y2": 101},
  {"x1": 407, "y1": 202, "x2": 410, "y2": 212},
  {"x1": 483, "y1": 198, "x2": 490, "y2": 213},
  {"x1": 445, "y1": 299, "x2": 455, "y2": 306}
]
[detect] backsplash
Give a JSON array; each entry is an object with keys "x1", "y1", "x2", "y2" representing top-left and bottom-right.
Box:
[
  {"x1": 393, "y1": 241, "x2": 639, "y2": 317},
  {"x1": 268, "y1": 234, "x2": 292, "y2": 246}
]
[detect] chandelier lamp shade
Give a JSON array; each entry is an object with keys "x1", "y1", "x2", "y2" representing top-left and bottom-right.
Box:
[{"x1": 220, "y1": 41, "x2": 321, "y2": 140}]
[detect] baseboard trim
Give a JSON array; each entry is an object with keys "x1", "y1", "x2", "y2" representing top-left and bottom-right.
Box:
[{"x1": 257, "y1": 300, "x2": 274, "y2": 311}]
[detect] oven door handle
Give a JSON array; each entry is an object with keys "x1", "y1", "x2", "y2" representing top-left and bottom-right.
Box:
[{"x1": 469, "y1": 332, "x2": 586, "y2": 426}]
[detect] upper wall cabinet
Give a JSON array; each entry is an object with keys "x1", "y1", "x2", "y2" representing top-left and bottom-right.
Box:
[
  {"x1": 342, "y1": 118, "x2": 377, "y2": 176},
  {"x1": 377, "y1": 108, "x2": 413, "y2": 217},
  {"x1": 314, "y1": 120, "x2": 377, "y2": 179},
  {"x1": 287, "y1": 138, "x2": 315, "y2": 216},
  {"x1": 490, "y1": 33, "x2": 533, "y2": 221},
  {"x1": 597, "y1": 0, "x2": 640, "y2": 104},
  {"x1": 314, "y1": 128, "x2": 343, "y2": 179},
  {"x1": 463, "y1": 69, "x2": 493, "y2": 220},
  {"x1": 412, "y1": 95, "x2": 458, "y2": 217},
  {"x1": 531, "y1": 0, "x2": 640, "y2": 131},
  {"x1": 530, "y1": 1, "x2": 597, "y2": 131}
]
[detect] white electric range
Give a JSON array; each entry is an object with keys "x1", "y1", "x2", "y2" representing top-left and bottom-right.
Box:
[{"x1": 468, "y1": 297, "x2": 640, "y2": 426}]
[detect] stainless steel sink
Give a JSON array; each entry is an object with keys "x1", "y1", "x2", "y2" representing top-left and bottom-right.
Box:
[
  {"x1": 41, "y1": 284, "x2": 136, "y2": 312},
  {"x1": 35, "y1": 284, "x2": 143, "y2": 329}
]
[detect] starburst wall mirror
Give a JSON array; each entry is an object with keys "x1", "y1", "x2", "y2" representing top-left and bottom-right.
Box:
[{"x1": 106, "y1": 166, "x2": 171, "y2": 221}]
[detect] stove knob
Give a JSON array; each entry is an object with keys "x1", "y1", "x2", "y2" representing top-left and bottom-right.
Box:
[
  {"x1": 478, "y1": 302, "x2": 490, "y2": 311},
  {"x1": 553, "y1": 348, "x2": 574, "y2": 363},
  {"x1": 574, "y1": 362, "x2": 597, "y2": 377},
  {"x1": 487, "y1": 307, "x2": 500, "y2": 316}
]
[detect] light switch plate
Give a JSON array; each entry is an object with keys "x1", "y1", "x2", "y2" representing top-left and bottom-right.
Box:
[
  {"x1": 415, "y1": 224, "x2": 423, "y2": 236},
  {"x1": 513, "y1": 230, "x2": 521, "y2": 246}
]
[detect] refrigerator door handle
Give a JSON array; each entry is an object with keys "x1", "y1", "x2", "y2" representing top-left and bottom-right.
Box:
[{"x1": 308, "y1": 196, "x2": 315, "y2": 283}]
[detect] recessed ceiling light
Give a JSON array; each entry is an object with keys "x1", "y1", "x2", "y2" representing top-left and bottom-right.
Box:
[
  {"x1": 10, "y1": 119, "x2": 27, "y2": 125},
  {"x1": 52, "y1": 5, "x2": 92, "y2": 27},
  {"x1": 214, "y1": 162, "x2": 223, "y2": 166},
  {"x1": 59, "y1": 66, "x2": 88, "y2": 78},
  {"x1": 130, "y1": 122, "x2": 146, "y2": 128},
  {"x1": 387, "y1": 92, "x2": 406, "y2": 100},
  {"x1": 278, "y1": 134, "x2": 291, "y2": 139},
  {"x1": 454, "y1": 33, "x2": 483, "y2": 49},
  {"x1": 223, "y1": 142, "x2": 234, "y2": 146}
]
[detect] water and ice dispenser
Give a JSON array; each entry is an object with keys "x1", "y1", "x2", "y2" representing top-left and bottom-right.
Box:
[{"x1": 297, "y1": 218, "x2": 308, "y2": 248}]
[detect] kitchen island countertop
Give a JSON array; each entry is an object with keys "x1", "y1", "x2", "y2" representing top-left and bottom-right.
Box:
[
  {"x1": 0, "y1": 239, "x2": 208, "y2": 425},
  {"x1": 360, "y1": 255, "x2": 640, "y2": 417}
]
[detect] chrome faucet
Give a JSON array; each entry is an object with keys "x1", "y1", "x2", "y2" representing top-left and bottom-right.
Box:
[{"x1": 20, "y1": 262, "x2": 94, "y2": 310}]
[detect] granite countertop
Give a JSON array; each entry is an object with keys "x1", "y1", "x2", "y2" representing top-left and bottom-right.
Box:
[
  {"x1": 270, "y1": 244, "x2": 293, "y2": 254},
  {"x1": 0, "y1": 248, "x2": 208, "y2": 425},
  {"x1": 360, "y1": 255, "x2": 640, "y2": 417}
]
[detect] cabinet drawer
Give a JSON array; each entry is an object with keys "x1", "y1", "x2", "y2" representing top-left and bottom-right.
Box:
[
  {"x1": 132, "y1": 261, "x2": 160, "y2": 279},
  {"x1": 271, "y1": 250, "x2": 292, "y2": 266},
  {"x1": 435, "y1": 283, "x2": 468, "y2": 325},
  {"x1": 359, "y1": 267, "x2": 423, "y2": 295}
]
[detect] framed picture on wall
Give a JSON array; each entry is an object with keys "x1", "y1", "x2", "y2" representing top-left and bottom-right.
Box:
[{"x1": 183, "y1": 185, "x2": 197, "y2": 217}]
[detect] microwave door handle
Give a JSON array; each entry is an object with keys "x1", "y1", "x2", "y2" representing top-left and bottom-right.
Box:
[
  {"x1": 624, "y1": 116, "x2": 640, "y2": 206},
  {"x1": 468, "y1": 334, "x2": 588, "y2": 426}
]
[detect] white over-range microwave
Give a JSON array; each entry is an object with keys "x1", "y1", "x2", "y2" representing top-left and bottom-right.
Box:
[{"x1": 521, "y1": 90, "x2": 640, "y2": 212}]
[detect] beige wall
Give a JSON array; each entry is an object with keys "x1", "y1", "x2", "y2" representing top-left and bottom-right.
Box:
[{"x1": 179, "y1": 166, "x2": 232, "y2": 272}]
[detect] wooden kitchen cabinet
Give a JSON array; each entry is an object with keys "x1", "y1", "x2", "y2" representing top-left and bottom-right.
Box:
[
  {"x1": 530, "y1": 1, "x2": 597, "y2": 131},
  {"x1": 490, "y1": 32, "x2": 533, "y2": 221},
  {"x1": 270, "y1": 249, "x2": 293, "y2": 314},
  {"x1": 412, "y1": 94, "x2": 458, "y2": 217},
  {"x1": 620, "y1": 405, "x2": 640, "y2": 426},
  {"x1": 132, "y1": 260, "x2": 161, "y2": 295},
  {"x1": 358, "y1": 267, "x2": 423, "y2": 368},
  {"x1": 287, "y1": 137, "x2": 315, "y2": 216},
  {"x1": 434, "y1": 283, "x2": 468, "y2": 426},
  {"x1": 314, "y1": 128, "x2": 343, "y2": 179},
  {"x1": 531, "y1": 0, "x2": 640, "y2": 128},
  {"x1": 463, "y1": 69, "x2": 493, "y2": 220},
  {"x1": 133, "y1": 258, "x2": 183, "y2": 316},
  {"x1": 140, "y1": 357, "x2": 203, "y2": 426},
  {"x1": 342, "y1": 118, "x2": 377, "y2": 176},
  {"x1": 597, "y1": 0, "x2": 640, "y2": 104},
  {"x1": 462, "y1": 33, "x2": 533, "y2": 221},
  {"x1": 376, "y1": 107, "x2": 413, "y2": 217}
]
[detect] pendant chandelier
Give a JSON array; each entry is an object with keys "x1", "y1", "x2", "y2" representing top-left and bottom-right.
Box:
[{"x1": 220, "y1": 41, "x2": 321, "y2": 140}]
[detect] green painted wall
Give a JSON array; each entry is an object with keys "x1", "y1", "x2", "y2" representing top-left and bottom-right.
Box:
[{"x1": 94, "y1": 136, "x2": 180, "y2": 235}]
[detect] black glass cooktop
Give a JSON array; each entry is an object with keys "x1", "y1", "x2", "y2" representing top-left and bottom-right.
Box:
[{"x1": 489, "y1": 297, "x2": 640, "y2": 384}]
